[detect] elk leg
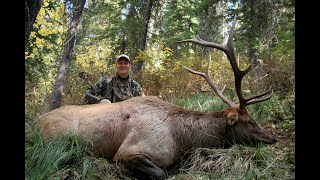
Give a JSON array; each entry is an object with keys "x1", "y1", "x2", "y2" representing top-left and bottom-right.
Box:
[{"x1": 119, "y1": 154, "x2": 166, "y2": 180}]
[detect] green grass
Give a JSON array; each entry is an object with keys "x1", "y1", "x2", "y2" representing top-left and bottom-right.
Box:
[
  {"x1": 25, "y1": 120, "x2": 130, "y2": 180},
  {"x1": 172, "y1": 92, "x2": 228, "y2": 112},
  {"x1": 25, "y1": 125, "x2": 89, "y2": 179}
]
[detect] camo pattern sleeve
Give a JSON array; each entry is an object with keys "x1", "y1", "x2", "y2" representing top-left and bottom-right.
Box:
[
  {"x1": 85, "y1": 77, "x2": 109, "y2": 96},
  {"x1": 102, "y1": 79, "x2": 113, "y2": 101},
  {"x1": 132, "y1": 80, "x2": 144, "y2": 97}
]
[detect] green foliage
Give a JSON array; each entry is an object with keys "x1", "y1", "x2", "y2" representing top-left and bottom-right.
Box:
[
  {"x1": 228, "y1": 0, "x2": 295, "y2": 74},
  {"x1": 162, "y1": 0, "x2": 202, "y2": 49},
  {"x1": 73, "y1": 39, "x2": 115, "y2": 76},
  {"x1": 248, "y1": 93, "x2": 294, "y2": 122},
  {"x1": 79, "y1": 0, "x2": 123, "y2": 47},
  {"x1": 25, "y1": 0, "x2": 295, "y2": 111}
]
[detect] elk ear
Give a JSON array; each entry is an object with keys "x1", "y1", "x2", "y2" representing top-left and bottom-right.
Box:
[{"x1": 227, "y1": 111, "x2": 239, "y2": 125}]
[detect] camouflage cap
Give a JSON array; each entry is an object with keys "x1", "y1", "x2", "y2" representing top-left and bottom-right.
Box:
[{"x1": 116, "y1": 54, "x2": 131, "y2": 63}]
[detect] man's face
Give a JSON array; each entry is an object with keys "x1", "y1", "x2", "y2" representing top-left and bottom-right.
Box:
[{"x1": 116, "y1": 58, "x2": 131, "y2": 77}]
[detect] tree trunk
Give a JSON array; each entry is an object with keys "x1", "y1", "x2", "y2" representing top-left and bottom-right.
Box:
[
  {"x1": 25, "y1": 0, "x2": 43, "y2": 47},
  {"x1": 50, "y1": 0, "x2": 86, "y2": 110},
  {"x1": 199, "y1": 4, "x2": 211, "y2": 56},
  {"x1": 248, "y1": 0, "x2": 265, "y2": 92},
  {"x1": 133, "y1": 0, "x2": 154, "y2": 73}
]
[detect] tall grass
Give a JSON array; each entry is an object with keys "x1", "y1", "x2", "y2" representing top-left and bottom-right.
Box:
[
  {"x1": 25, "y1": 121, "x2": 122, "y2": 180},
  {"x1": 26, "y1": 123, "x2": 87, "y2": 179}
]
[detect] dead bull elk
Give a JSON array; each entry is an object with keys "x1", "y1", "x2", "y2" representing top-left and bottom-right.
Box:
[{"x1": 38, "y1": 18, "x2": 277, "y2": 180}]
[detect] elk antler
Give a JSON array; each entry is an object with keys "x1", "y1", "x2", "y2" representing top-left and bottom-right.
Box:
[
  {"x1": 177, "y1": 16, "x2": 273, "y2": 111},
  {"x1": 183, "y1": 55, "x2": 235, "y2": 107}
]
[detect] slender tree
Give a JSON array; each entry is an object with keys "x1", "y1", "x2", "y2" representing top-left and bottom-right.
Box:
[
  {"x1": 50, "y1": 0, "x2": 86, "y2": 110},
  {"x1": 133, "y1": 0, "x2": 154, "y2": 73}
]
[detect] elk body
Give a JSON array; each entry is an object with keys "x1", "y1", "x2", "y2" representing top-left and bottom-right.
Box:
[
  {"x1": 38, "y1": 96, "x2": 276, "y2": 179},
  {"x1": 38, "y1": 18, "x2": 277, "y2": 180}
]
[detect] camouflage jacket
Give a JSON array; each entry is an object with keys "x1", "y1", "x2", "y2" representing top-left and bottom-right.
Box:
[{"x1": 85, "y1": 74, "x2": 143, "y2": 103}]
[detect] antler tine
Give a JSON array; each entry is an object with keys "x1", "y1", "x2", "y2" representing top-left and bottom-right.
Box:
[
  {"x1": 176, "y1": 37, "x2": 228, "y2": 53},
  {"x1": 245, "y1": 88, "x2": 273, "y2": 105},
  {"x1": 183, "y1": 55, "x2": 235, "y2": 107}
]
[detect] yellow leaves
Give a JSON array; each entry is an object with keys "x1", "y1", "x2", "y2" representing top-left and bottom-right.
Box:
[
  {"x1": 164, "y1": 47, "x2": 173, "y2": 57},
  {"x1": 33, "y1": 0, "x2": 66, "y2": 30},
  {"x1": 46, "y1": 43, "x2": 53, "y2": 49},
  {"x1": 57, "y1": 26, "x2": 65, "y2": 34},
  {"x1": 30, "y1": 31, "x2": 36, "y2": 38},
  {"x1": 35, "y1": 9, "x2": 46, "y2": 27},
  {"x1": 77, "y1": 56, "x2": 90, "y2": 69},
  {"x1": 44, "y1": 1, "x2": 49, "y2": 7},
  {"x1": 35, "y1": 38, "x2": 45, "y2": 48},
  {"x1": 188, "y1": 49, "x2": 195, "y2": 54},
  {"x1": 27, "y1": 0, "x2": 67, "y2": 62},
  {"x1": 54, "y1": 3, "x2": 66, "y2": 21},
  {"x1": 172, "y1": 61, "x2": 182, "y2": 72},
  {"x1": 135, "y1": 49, "x2": 149, "y2": 63},
  {"x1": 25, "y1": 53, "x2": 35, "y2": 59},
  {"x1": 38, "y1": 28, "x2": 54, "y2": 37},
  {"x1": 75, "y1": 43, "x2": 112, "y2": 74}
]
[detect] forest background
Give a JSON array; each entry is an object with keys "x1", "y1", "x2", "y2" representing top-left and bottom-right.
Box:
[{"x1": 25, "y1": 0, "x2": 295, "y2": 179}]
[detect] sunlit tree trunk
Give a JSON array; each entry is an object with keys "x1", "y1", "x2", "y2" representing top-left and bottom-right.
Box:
[{"x1": 50, "y1": 0, "x2": 86, "y2": 110}]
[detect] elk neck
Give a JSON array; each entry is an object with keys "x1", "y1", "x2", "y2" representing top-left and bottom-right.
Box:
[{"x1": 169, "y1": 108, "x2": 229, "y2": 151}]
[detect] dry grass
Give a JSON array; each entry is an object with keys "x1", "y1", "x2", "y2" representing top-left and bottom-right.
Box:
[{"x1": 169, "y1": 145, "x2": 294, "y2": 180}]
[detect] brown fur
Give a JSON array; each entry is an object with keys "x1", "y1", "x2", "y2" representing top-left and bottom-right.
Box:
[{"x1": 38, "y1": 96, "x2": 276, "y2": 179}]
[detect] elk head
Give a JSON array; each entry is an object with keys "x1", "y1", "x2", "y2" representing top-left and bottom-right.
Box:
[{"x1": 177, "y1": 16, "x2": 277, "y2": 146}]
